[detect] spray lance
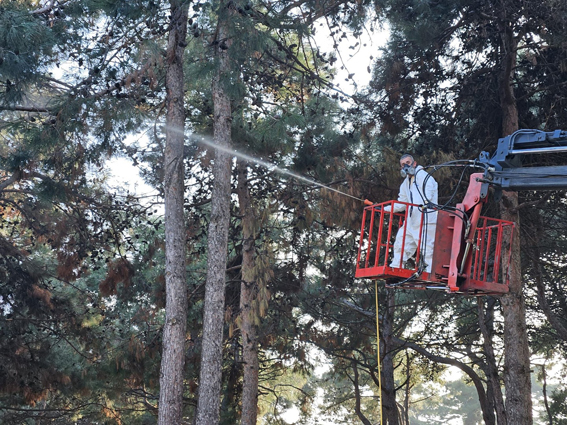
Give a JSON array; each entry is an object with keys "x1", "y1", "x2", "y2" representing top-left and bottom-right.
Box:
[
  {"x1": 185, "y1": 132, "x2": 376, "y2": 206},
  {"x1": 163, "y1": 127, "x2": 376, "y2": 206}
]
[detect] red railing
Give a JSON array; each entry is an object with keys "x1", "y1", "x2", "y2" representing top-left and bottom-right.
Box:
[
  {"x1": 355, "y1": 200, "x2": 515, "y2": 295},
  {"x1": 355, "y1": 200, "x2": 425, "y2": 282},
  {"x1": 461, "y1": 216, "x2": 515, "y2": 294}
]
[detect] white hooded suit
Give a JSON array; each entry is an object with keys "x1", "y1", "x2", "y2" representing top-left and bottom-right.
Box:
[{"x1": 386, "y1": 165, "x2": 438, "y2": 272}]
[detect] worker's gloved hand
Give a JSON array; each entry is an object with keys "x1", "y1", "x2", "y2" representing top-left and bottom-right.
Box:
[
  {"x1": 383, "y1": 203, "x2": 406, "y2": 213},
  {"x1": 419, "y1": 203, "x2": 436, "y2": 212}
]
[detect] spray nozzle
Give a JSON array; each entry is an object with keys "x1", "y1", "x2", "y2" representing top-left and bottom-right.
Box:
[{"x1": 364, "y1": 199, "x2": 374, "y2": 206}]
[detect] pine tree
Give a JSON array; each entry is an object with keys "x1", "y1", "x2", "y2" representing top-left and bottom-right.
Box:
[
  {"x1": 1, "y1": 1, "x2": 186, "y2": 422},
  {"x1": 157, "y1": 0, "x2": 189, "y2": 423},
  {"x1": 195, "y1": 1, "x2": 234, "y2": 422}
]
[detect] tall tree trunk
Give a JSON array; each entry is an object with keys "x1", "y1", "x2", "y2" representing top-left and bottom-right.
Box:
[
  {"x1": 382, "y1": 289, "x2": 400, "y2": 425},
  {"x1": 237, "y1": 161, "x2": 260, "y2": 425},
  {"x1": 478, "y1": 297, "x2": 506, "y2": 425},
  {"x1": 195, "y1": 4, "x2": 233, "y2": 424},
  {"x1": 158, "y1": 1, "x2": 189, "y2": 424},
  {"x1": 403, "y1": 352, "x2": 411, "y2": 425},
  {"x1": 497, "y1": 18, "x2": 533, "y2": 425},
  {"x1": 538, "y1": 364, "x2": 553, "y2": 425}
]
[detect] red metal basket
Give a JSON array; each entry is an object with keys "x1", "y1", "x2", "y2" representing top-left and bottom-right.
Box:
[{"x1": 355, "y1": 200, "x2": 515, "y2": 295}]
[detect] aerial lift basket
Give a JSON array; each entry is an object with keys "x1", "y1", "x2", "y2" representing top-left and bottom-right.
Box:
[{"x1": 355, "y1": 200, "x2": 515, "y2": 295}]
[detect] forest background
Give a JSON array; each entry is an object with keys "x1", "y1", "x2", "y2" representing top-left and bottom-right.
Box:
[{"x1": 2, "y1": 0, "x2": 567, "y2": 424}]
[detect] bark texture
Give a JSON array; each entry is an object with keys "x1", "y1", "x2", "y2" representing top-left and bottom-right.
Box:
[
  {"x1": 352, "y1": 361, "x2": 373, "y2": 425},
  {"x1": 478, "y1": 297, "x2": 506, "y2": 425},
  {"x1": 497, "y1": 18, "x2": 533, "y2": 425},
  {"x1": 381, "y1": 289, "x2": 400, "y2": 425},
  {"x1": 195, "y1": 5, "x2": 233, "y2": 424},
  {"x1": 158, "y1": 1, "x2": 189, "y2": 424},
  {"x1": 237, "y1": 161, "x2": 260, "y2": 425}
]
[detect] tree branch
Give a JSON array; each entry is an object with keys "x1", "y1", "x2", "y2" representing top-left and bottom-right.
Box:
[
  {"x1": 30, "y1": 0, "x2": 56, "y2": 15},
  {"x1": 0, "y1": 106, "x2": 50, "y2": 113},
  {"x1": 351, "y1": 360, "x2": 373, "y2": 425},
  {"x1": 0, "y1": 170, "x2": 22, "y2": 192},
  {"x1": 392, "y1": 335, "x2": 493, "y2": 424}
]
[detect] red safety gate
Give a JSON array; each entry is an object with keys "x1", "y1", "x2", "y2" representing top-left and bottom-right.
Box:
[{"x1": 355, "y1": 200, "x2": 515, "y2": 295}]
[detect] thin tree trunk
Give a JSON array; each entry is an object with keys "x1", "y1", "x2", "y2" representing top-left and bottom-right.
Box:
[
  {"x1": 478, "y1": 297, "x2": 506, "y2": 425},
  {"x1": 158, "y1": 1, "x2": 189, "y2": 424},
  {"x1": 237, "y1": 161, "x2": 260, "y2": 425},
  {"x1": 382, "y1": 289, "x2": 400, "y2": 425},
  {"x1": 404, "y1": 352, "x2": 410, "y2": 425},
  {"x1": 497, "y1": 17, "x2": 533, "y2": 425},
  {"x1": 352, "y1": 360, "x2": 373, "y2": 425},
  {"x1": 539, "y1": 364, "x2": 553, "y2": 425},
  {"x1": 195, "y1": 4, "x2": 233, "y2": 424}
]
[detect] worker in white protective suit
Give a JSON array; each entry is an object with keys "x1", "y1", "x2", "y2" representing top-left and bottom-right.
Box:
[{"x1": 385, "y1": 154, "x2": 438, "y2": 273}]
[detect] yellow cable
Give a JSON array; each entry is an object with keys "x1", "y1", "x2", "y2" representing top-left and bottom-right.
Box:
[{"x1": 375, "y1": 280, "x2": 384, "y2": 425}]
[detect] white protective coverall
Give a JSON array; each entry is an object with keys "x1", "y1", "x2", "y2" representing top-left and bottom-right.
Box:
[{"x1": 386, "y1": 165, "x2": 438, "y2": 272}]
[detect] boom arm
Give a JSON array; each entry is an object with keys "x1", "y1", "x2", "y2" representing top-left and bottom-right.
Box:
[
  {"x1": 448, "y1": 129, "x2": 567, "y2": 292},
  {"x1": 479, "y1": 129, "x2": 567, "y2": 191}
]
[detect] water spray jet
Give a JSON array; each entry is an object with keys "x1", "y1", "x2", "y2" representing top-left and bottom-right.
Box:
[{"x1": 163, "y1": 125, "x2": 373, "y2": 205}]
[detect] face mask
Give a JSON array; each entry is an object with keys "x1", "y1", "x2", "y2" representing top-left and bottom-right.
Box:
[{"x1": 400, "y1": 163, "x2": 416, "y2": 178}]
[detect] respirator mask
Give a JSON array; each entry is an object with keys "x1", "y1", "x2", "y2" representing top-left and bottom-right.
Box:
[{"x1": 400, "y1": 163, "x2": 416, "y2": 178}]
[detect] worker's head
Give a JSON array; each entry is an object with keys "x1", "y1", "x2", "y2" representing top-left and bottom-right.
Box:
[{"x1": 400, "y1": 154, "x2": 417, "y2": 178}]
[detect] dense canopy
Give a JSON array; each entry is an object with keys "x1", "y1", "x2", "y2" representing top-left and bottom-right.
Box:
[{"x1": 1, "y1": 0, "x2": 567, "y2": 424}]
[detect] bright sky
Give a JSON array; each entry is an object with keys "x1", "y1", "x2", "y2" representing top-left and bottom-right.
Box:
[{"x1": 313, "y1": 21, "x2": 389, "y2": 96}]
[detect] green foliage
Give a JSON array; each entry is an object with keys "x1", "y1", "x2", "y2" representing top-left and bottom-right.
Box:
[
  {"x1": 3, "y1": 0, "x2": 567, "y2": 423},
  {"x1": 0, "y1": 3, "x2": 58, "y2": 103},
  {"x1": 364, "y1": 0, "x2": 567, "y2": 158},
  {"x1": 0, "y1": 190, "x2": 164, "y2": 422},
  {"x1": 548, "y1": 387, "x2": 567, "y2": 424}
]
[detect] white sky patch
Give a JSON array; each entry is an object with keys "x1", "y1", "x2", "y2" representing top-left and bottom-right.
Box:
[
  {"x1": 313, "y1": 21, "x2": 389, "y2": 96},
  {"x1": 0, "y1": 295, "x2": 12, "y2": 315},
  {"x1": 106, "y1": 156, "x2": 152, "y2": 193},
  {"x1": 105, "y1": 130, "x2": 160, "y2": 201}
]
